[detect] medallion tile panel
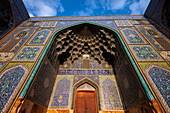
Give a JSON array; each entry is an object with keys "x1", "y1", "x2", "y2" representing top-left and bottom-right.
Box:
[
  {"x1": 12, "y1": 46, "x2": 43, "y2": 61},
  {"x1": 129, "y1": 45, "x2": 163, "y2": 61},
  {"x1": 28, "y1": 29, "x2": 52, "y2": 45},
  {"x1": 0, "y1": 52, "x2": 15, "y2": 61},
  {"x1": 101, "y1": 77, "x2": 123, "y2": 110},
  {"x1": 139, "y1": 26, "x2": 166, "y2": 50},
  {"x1": 0, "y1": 65, "x2": 28, "y2": 112},
  {"x1": 146, "y1": 65, "x2": 170, "y2": 112},
  {"x1": 121, "y1": 28, "x2": 147, "y2": 44},
  {"x1": 50, "y1": 77, "x2": 71, "y2": 108},
  {"x1": 115, "y1": 20, "x2": 133, "y2": 26},
  {"x1": 40, "y1": 21, "x2": 58, "y2": 27},
  {"x1": 0, "y1": 28, "x2": 35, "y2": 50}
]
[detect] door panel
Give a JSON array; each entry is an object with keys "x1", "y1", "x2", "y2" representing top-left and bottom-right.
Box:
[{"x1": 75, "y1": 90, "x2": 97, "y2": 113}]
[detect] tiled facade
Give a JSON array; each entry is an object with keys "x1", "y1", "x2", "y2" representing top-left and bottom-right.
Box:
[{"x1": 0, "y1": 0, "x2": 169, "y2": 113}]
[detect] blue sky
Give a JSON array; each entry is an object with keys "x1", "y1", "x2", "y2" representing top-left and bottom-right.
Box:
[{"x1": 23, "y1": 0, "x2": 151, "y2": 17}]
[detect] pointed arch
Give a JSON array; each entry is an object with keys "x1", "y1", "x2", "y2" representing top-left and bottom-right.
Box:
[{"x1": 71, "y1": 77, "x2": 101, "y2": 110}]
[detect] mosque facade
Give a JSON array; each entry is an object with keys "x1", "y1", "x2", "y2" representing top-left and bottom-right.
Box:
[{"x1": 0, "y1": 0, "x2": 169, "y2": 113}]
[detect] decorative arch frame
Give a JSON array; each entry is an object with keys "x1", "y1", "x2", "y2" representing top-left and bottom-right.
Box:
[
  {"x1": 71, "y1": 78, "x2": 101, "y2": 110},
  {"x1": 19, "y1": 21, "x2": 158, "y2": 111}
]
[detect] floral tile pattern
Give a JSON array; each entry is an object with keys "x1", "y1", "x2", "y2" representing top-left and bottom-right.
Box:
[
  {"x1": 28, "y1": 29, "x2": 52, "y2": 45},
  {"x1": 129, "y1": 45, "x2": 163, "y2": 61},
  {"x1": 121, "y1": 28, "x2": 147, "y2": 44},
  {"x1": 0, "y1": 52, "x2": 15, "y2": 61},
  {"x1": 12, "y1": 46, "x2": 43, "y2": 61}
]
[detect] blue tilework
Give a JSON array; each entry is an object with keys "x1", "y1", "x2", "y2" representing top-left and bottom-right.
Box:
[
  {"x1": 41, "y1": 21, "x2": 58, "y2": 27},
  {"x1": 121, "y1": 28, "x2": 147, "y2": 44},
  {"x1": 102, "y1": 78, "x2": 123, "y2": 110},
  {"x1": 0, "y1": 65, "x2": 27, "y2": 111},
  {"x1": 22, "y1": 21, "x2": 42, "y2": 27},
  {"x1": 115, "y1": 20, "x2": 133, "y2": 26},
  {"x1": 38, "y1": 27, "x2": 54, "y2": 31},
  {"x1": 146, "y1": 65, "x2": 170, "y2": 111},
  {"x1": 131, "y1": 20, "x2": 140, "y2": 24},
  {"x1": 129, "y1": 45, "x2": 163, "y2": 61},
  {"x1": 28, "y1": 16, "x2": 146, "y2": 21},
  {"x1": 28, "y1": 29, "x2": 52, "y2": 44},
  {"x1": 54, "y1": 21, "x2": 82, "y2": 32},
  {"x1": 51, "y1": 78, "x2": 70, "y2": 107},
  {"x1": 0, "y1": 63, "x2": 7, "y2": 72},
  {"x1": 73, "y1": 76, "x2": 99, "y2": 85},
  {"x1": 90, "y1": 21, "x2": 119, "y2": 31},
  {"x1": 0, "y1": 28, "x2": 35, "y2": 49},
  {"x1": 139, "y1": 26, "x2": 165, "y2": 50},
  {"x1": 0, "y1": 52, "x2": 15, "y2": 61},
  {"x1": 58, "y1": 70, "x2": 113, "y2": 75},
  {"x1": 12, "y1": 46, "x2": 43, "y2": 61},
  {"x1": 11, "y1": 38, "x2": 27, "y2": 52}
]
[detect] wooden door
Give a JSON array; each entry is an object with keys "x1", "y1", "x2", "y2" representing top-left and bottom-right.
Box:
[{"x1": 74, "y1": 90, "x2": 97, "y2": 113}]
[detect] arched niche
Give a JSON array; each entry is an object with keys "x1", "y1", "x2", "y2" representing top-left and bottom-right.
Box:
[{"x1": 72, "y1": 78, "x2": 100, "y2": 111}]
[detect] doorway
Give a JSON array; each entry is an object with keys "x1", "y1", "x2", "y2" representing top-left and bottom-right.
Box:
[{"x1": 74, "y1": 90, "x2": 98, "y2": 113}]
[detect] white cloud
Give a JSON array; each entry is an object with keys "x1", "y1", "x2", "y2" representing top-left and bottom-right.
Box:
[
  {"x1": 74, "y1": 8, "x2": 94, "y2": 16},
  {"x1": 73, "y1": 0, "x2": 127, "y2": 16},
  {"x1": 101, "y1": 0, "x2": 127, "y2": 10},
  {"x1": 23, "y1": 0, "x2": 64, "y2": 16},
  {"x1": 29, "y1": 13, "x2": 34, "y2": 17},
  {"x1": 129, "y1": 0, "x2": 150, "y2": 14}
]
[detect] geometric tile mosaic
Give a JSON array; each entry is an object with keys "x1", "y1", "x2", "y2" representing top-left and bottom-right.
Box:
[
  {"x1": 121, "y1": 28, "x2": 147, "y2": 44},
  {"x1": 12, "y1": 46, "x2": 43, "y2": 61},
  {"x1": 146, "y1": 65, "x2": 170, "y2": 112},
  {"x1": 40, "y1": 21, "x2": 58, "y2": 27},
  {"x1": 58, "y1": 69, "x2": 113, "y2": 75},
  {"x1": 101, "y1": 77, "x2": 123, "y2": 110},
  {"x1": 159, "y1": 51, "x2": 170, "y2": 61},
  {"x1": 50, "y1": 77, "x2": 71, "y2": 108},
  {"x1": 28, "y1": 29, "x2": 52, "y2": 44},
  {"x1": 0, "y1": 65, "x2": 28, "y2": 112},
  {"x1": 115, "y1": 20, "x2": 133, "y2": 26},
  {"x1": 0, "y1": 52, "x2": 15, "y2": 61},
  {"x1": 139, "y1": 26, "x2": 165, "y2": 50},
  {"x1": 131, "y1": 20, "x2": 150, "y2": 25},
  {"x1": 22, "y1": 21, "x2": 42, "y2": 27},
  {"x1": 129, "y1": 45, "x2": 163, "y2": 61},
  {"x1": 11, "y1": 38, "x2": 27, "y2": 52},
  {"x1": 0, "y1": 28, "x2": 35, "y2": 49}
]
